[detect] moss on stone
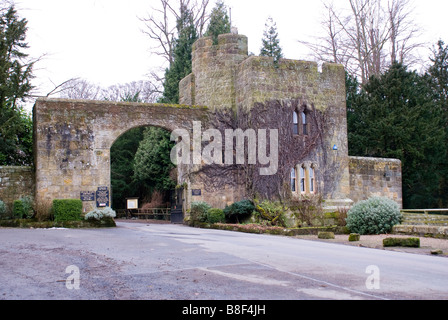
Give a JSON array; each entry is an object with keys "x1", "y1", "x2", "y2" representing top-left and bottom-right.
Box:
[
  {"x1": 383, "y1": 237, "x2": 420, "y2": 248},
  {"x1": 318, "y1": 231, "x2": 335, "y2": 239}
]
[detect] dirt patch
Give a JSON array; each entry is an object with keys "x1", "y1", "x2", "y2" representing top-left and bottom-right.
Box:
[{"x1": 294, "y1": 234, "x2": 448, "y2": 257}]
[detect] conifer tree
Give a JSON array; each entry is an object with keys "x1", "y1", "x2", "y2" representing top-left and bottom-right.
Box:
[
  {"x1": 260, "y1": 17, "x2": 283, "y2": 65},
  {"x1": 204, "y1": 0, "x2": 231, "y2": 45},
  {"x1": 348, "y1": 63, "x2": 445, "y2": 208},
  {"x1": 427, "y1": 40, "x2": 448, "y2": 207},
  {"x1": 0, "y1": 5, "x2": 34, "y2": 165},
  {"x1": 160, "y1": 4, "x2": 197, "y2": 104}
]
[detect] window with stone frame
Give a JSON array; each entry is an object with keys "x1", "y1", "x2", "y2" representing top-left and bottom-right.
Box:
[
  {"x1": 300, "y1": 165, "x2": 306, "y2": 194},
  {"x1": 302, "y1": 111, "x2": 308, "y2": 136},
  {"x1": 309, "y1": 166, "x2": 316, "y2": 194},
  {"x1": 290, "y1": 168, "x2": 297, "y2": 192},
  {"x1": 292, "y1": 111, "x2": 299, "y2": 135}
]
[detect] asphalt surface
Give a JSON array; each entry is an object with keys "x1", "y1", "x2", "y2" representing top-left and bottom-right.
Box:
[{"x1": 1, "y1": 221, "x2": 447, "y2": 301}]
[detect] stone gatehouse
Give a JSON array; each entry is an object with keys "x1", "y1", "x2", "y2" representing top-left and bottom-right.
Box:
[{"x1": 0, "y1": 33, "x2": 402, "y2": 216}]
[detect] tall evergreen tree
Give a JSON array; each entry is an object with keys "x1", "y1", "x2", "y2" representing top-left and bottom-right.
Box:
[
  {"x1": 348, "y1": 63, "x2": 445, "y2": 208},
  {"x1": 427, "y1": 40, "x2": 448, "y2": 207},
  {"x1": 260, "y1": 17, "x2": 283, "y2": 65},
  {"x1": 160, "y1": 4, "x2": 197, "y2": 104},
  {"x1": 0, "y1": 5, "x2": 34, "y2": 165},
  {"x1": 204, "y1": 0, "x2": 231, "y2": 45},
  {"x1": 133, "y1": 127, "x2": 175, "y2": 195}
]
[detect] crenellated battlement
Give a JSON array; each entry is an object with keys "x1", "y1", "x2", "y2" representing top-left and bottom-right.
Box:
[{"x1": 181, "y1": 33, "x2": 346, "y2": 114}]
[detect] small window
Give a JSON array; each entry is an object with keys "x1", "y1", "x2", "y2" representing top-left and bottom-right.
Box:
[
  {"x1": 293, "y1": 111, "x2": 299, "y2": 135},
  {"x1": 302, "y1": 111, "x2": 308, "y2": 135},
  {"x1": 309, "y1": 167, "x2": 315, "y2": 193},
  {"x1": 290, "y1": 168, "x2": 297, "y2": 192},
  {"x1": 300, "y1": 166, "x2": 306, "y2": 194}
]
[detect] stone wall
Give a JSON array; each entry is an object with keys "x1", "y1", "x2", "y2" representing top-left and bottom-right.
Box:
[
  {"x1": 33, "y1": 99, "x2": 209, "y2": 213},
  {"x1": 0, "y1": 166, "x2": 35, "y2": 214},
  {"x1": 349, "y1": 156, "x2": 403, "y2": 208}
]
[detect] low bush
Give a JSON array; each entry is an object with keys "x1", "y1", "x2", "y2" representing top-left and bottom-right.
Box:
[
  {"x1": 289, "y1": 195, "x2": 324, "y2": 227},
  {"x1": 0, "y1": 200, "x2": 7, "y2": 218},
  {"x1": 254, "y1": 200, "x2": 288, "y2": 227},
  {"x1": 224, "y1": 200, "x2": 255, "y2": 223},
  {"x1": 13, "y1": 196, "x2": 34, "y2": 219},
  {"x1": 346, "y1": 197, "x2": 402, "y2": 235},
  {"x1": 190, "y1": 201, "x2": 212, "y2": 223},
  {"x1": 85, "y1": 207, "x2": 116, "y2": 221},
  {"x1": 205, "y1": 208, "x2": 225, "y2": 224},
  {"x1": 53, "y1": 199, "x2": 82, "y2": 222}
]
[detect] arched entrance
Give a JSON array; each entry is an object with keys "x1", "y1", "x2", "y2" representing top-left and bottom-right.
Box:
[
  {"x1": 33, "y1": 98, "x2": 209, "y2": 216},
  {"x1": 110, "y1": 125, "x2": 176, "y2": 221}
]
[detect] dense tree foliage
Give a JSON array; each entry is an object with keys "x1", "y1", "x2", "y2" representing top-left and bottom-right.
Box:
[
  {"x1": 160, "y1": 5, "x2": 197, "y2": 104},
  {"x1": 348, "y1": 62, "x2": 447, "y2": 209},
  {"x1": 133, "y1": 127, "x2": 175, "y2": 195},
  {"x1": 204, "y1": 0, "x2": 231, "y2": 45},
  {"x1": 0, "y1": 5, "x2": 34, "y2": 165}
]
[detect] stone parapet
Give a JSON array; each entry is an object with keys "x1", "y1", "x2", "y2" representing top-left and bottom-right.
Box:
[{"x1": 349, "y1": 156, "x2": 402, "y2": 208}]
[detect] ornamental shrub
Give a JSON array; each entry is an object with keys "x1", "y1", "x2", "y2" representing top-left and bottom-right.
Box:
[
  {"x1": 224, "y1": 200, "x2": 255, "y2": 223},
  {"x1": 0, "y1": 200, "x2": 7, "y2": 217},
  {"x1": 190, "y1": 201, "x2": 212, "y2": 223},
  {"x1": 53, "y1": 199, "x2": 82, "y2": 222},
  {"x1": 85, "y1": 207, "x2": 116, "y2": 221},
  {"x1": 254, "y1": 200, "x2": 288, "y2": 227},
  {"x1": 13, "y1": 196, "x2": 34, "y2": 219},
  {"x1": 205, "y1": 208, "x2": 225, "y2": 224},
  {"x1": 346, "y1": 197, "x2": 402, "y2": 235}
]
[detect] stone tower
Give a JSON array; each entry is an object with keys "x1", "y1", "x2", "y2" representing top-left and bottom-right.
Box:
[{"x1": 180, "y1": 33, "x2": 353, "y2": 209}]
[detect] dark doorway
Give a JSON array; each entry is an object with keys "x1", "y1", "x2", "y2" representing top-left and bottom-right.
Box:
[{"x1": 170, "y1": 187, "x2": 184, "y2": 224}]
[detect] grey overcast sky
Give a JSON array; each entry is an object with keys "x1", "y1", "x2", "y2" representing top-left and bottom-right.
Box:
[{"x1": 12, "y1": 0, "x2": 448, "y2": 109}]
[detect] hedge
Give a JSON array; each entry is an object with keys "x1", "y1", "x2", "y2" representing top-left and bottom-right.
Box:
[{"x1": 53, "y1": 199, "x2": 83, "y2": 222}]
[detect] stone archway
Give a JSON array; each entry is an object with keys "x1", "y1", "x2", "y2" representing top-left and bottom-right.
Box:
[{"x1": 33, "y1": 98, "x2": 209, "y2": 213}]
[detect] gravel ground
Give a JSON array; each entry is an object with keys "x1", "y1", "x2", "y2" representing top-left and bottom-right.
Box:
[{"x1": 294, "y1": 234, "x2": 448, "y2": 257}]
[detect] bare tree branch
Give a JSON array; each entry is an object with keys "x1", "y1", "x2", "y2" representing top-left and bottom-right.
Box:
[{"x1": 301, "y1": 0, "x2": 424, "y2": 84}]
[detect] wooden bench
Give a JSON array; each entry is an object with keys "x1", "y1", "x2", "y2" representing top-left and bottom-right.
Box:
[{"x1": 129, "y1": 208, "x2": 171, "y2": 221}]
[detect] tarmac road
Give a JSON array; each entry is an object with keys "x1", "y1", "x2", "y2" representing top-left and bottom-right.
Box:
[{"x1": 1, "y1": 221, "x2": 447, "y2": 301}]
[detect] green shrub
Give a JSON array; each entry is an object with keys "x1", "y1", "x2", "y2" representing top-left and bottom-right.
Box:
[
  {"x1": 190, "y1": 201, "x2": 212, "y2": 223},
  {"x1": 254, "y1": 200, "x2": 288, "y2": 227},
  {"x1": 346, "y1": 197, "x2": 402, "y2": 235},
  {"x1": 224, "y1": 200, "x2": 255, "y2": 223},
  {"x1": 53, "y1": 199, "x2": 83, "y2": 222},
  {"x1": 289, "y1": 195, "x2": 324, "y2": 227},
  {"x1": 0, "y1": 200, "x2": 7, "y2": 218},
  {"x1": 13, "y1": 196, "x2": 34, "y2": 219},
  {"x1": 205, "y1": 208, "x2": 225, "y2": 224},
  {"x1": 85, "y1": 207, "x2": 116, "y2": 221},
  {"x1": 383, "y1": 237, "x2": 420, "y2": 248}
]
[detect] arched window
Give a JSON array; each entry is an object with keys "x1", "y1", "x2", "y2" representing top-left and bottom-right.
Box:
[
  {"x1": 300, "y1": 166, "x2": 306, "y2": 194},
  {"x1": 290, "y1": 168, "x2": 297, "y2": 192},
  {"x1": 302, "y1": 111, "x2": 308, "y2": 135},
  {"x1": 309, "y1": 166, "x2": 315, "y2": 193},
  {"x1": 293, "y1": 111, "x2": 299, "y2": 135}
]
